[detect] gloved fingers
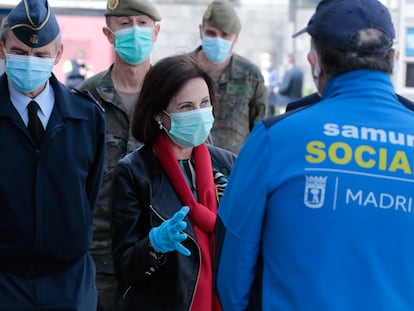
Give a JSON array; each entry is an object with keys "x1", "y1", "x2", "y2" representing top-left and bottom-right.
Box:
[
  {"x1": 180, "y1": 205, "x2": 190, "y2": 215},
  {"x1": 175, "y1": 242, "x2": 191, "y2": 257},
  {"x1": 173, "y1": 231, "x2": 187, "y2": 242},
  {"x1": 171, "y1": 206, "x2": 190, "y2": 223},
  {"x1": 167, "y1": 219, "x2": 187, "y2": 238},
  {"x1": 168, "y1": 222, "x2": 187, "y2": 242},
  {"x1": 171, "y1": 220, "x2": 187, "y2": 232},
  {"x1": 168, "y1": 207, "x2": 189, "y2": 238}
]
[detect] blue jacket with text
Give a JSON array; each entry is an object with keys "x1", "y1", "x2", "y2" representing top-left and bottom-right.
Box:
[{"x1": 216, "y1": 70, "x2": 414, "y2": 311}]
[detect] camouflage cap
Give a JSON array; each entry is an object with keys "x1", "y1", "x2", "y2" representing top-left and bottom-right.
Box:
[
  {"x1": 7, "y1": 0, "x2": 60, "y2": 48},
  {"x1": 203, "y1": 0, "x2": 241, "y2": 35},
  {"x1": 105, "y1": 0, "x2": 161, "y2": 21}
]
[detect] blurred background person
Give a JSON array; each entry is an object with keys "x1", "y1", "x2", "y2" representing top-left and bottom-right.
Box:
[
  {"x1": 276, "y1": 53, "x2": 303, "y2": 113},
  {"x1": 75, "y1": 0, "x2": 161, "y2": 310},
  {"x1": 63, "y1": 48, "x2": 93, "y2": 89},
  {"x1": 189, "y1": 0, "x2": 266, "y2": 154},
  {"x1": 260, "y1": 52, "x2": 279, "y2": 116},
  {"x1": 111, "y1": 54, "x2": 235, "y2": 311}
]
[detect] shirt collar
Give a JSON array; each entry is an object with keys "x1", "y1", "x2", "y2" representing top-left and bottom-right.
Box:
[{"x1": 8, "y1": 79, "x2": 55, "y2": 119}]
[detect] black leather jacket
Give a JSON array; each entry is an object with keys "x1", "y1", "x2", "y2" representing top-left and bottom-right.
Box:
[{"x1": 111, "y1": 144, "x2": 235, "y2": 311}]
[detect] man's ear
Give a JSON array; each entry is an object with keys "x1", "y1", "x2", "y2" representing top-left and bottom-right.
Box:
[
  {"x1": 392, "y1": 49, "x2": 400, "y2": 75},
  {"x1": 232, "y1": 33, "x2": 239, "y2": 45},
  {"x1": 307, "y1": 50, "x2": 317, "y2": 69},
  {"x1": 307, "y1": 50, "x2": 323, "y2": 78},
  {"x1": 199, "y1": 24, "x2": 203, "y2": 41},
  {"x1": 152, "y1": 24, "x2": 161, "y2": 43},
  {"x1": 395, "y1": 49, "x2": 400, "y2": 62},
  {"x1": 54, "y1": 44, "x2": 64, "y2": 65},
  {"x1": 103, "y1": 27, "x2": 115, "y2": 44}
]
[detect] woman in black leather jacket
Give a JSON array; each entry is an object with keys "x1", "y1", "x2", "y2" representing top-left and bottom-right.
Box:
[{"x1": 110, "y1": 54, "x2": 235, "y2": 311}]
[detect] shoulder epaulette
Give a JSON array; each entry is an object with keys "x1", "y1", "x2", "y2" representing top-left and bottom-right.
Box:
[
  {"x1": 285, "y1": 93, "x2": 321, "y2": 112},
  {"x1": 263, "y1": 93, "x2": 321, "y2": 128},
  {"x1": 396, "y1": 94, "x2": 414, "y2": 111},
  {"x1": 71, "y1": 89, "x2": 105, "y2": 113}
]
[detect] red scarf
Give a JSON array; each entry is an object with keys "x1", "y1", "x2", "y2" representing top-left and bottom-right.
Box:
[{"x1": 153, "y1": 134, "x2": 222, "y2": 311}]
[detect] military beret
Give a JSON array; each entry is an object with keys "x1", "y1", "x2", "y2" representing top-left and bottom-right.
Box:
[
  {"x1": 203, "y1": 0, "x2": 241, "y2": 35},
  {"x1": 7, "y1": 0, "x2": 60, "y2": 48},
  {"x1": 105, "y1": 0, "x2": 161, "y2": 22}
]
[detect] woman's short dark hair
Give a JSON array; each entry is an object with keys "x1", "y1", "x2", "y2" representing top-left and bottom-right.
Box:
[
  {"x1": 131, "y1": 54, "x2": 217, "y2": 146},
  {"x1": 312, "y1": 28, "x2": 395, "y2": 78}
]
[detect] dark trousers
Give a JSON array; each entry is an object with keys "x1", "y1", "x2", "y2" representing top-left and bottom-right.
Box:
[{"x1": 96, "y1": 273, "x2": 117, "y2": 311}]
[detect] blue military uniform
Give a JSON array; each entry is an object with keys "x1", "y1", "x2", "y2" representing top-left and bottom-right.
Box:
[{"x1": 0, "y1": 1, "x2": 105, "y2": 310}]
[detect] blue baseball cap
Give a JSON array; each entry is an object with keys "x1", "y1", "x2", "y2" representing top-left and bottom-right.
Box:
[
  {"x1": 7, "y1": 0, "x2": 60, "y2": 48},
  {"x1": 292, "y1": 0, "x2": 395, "y2": 53}
]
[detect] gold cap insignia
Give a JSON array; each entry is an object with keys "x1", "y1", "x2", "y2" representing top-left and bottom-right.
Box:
[
  {"x1": 107, "y1": 0, "x2": 119, "y2": 11},
  {"x1": 204, "y1": 5, "x2": 213, "y2": 20},
  {"x1": 29, "y1": 34, "x2": 39, "y2": 45}
]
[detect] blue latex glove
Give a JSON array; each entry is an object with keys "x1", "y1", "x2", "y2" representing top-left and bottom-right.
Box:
[{"x1": 149, "y1": 206, "x2": 191, "y2": 256}]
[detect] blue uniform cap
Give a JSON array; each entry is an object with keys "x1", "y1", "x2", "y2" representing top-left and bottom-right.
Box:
[
  {"x1": 8, "y1": 0, "x2": 60, "y2": 48},
  {"x1": 292, "y1": 0, "x2": 395, "y2": 53}
]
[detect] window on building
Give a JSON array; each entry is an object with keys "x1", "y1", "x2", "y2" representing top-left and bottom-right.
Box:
[
  {"x1": 405, "y1": 28, "x2": 414, "y2": 88},
  {"x1": 406, "y1": 63, "x2": 414, "y2": 87}
]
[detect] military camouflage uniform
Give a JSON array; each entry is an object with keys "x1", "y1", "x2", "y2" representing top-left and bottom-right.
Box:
[
  {"x1": 76, "y1": 65, "x2": 140, "y2": 311},
  {"x1": 190, "y1": 47, "x2": 267, "y2": 154}
]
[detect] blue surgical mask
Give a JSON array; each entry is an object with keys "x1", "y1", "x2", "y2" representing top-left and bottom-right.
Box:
[
  {"x1": 202, "y1": 37, "x2": 232, "y2": 64},
  {"x1": 5, "y1": 53, "x2": 54, "y2": 93},
  {"x1": 114, "y1": 26, "x2": 153, "y2": 65},
  {"x1": 163, "y1": 107, "x2": 214, "y2": 148}
]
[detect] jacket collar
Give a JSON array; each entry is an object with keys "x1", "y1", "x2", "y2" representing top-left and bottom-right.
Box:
[{"x1": 0, "y1": 73, "x2": 89, "y2": 121}]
